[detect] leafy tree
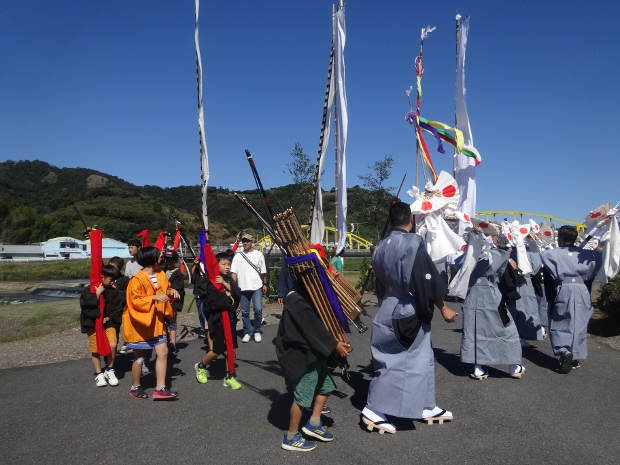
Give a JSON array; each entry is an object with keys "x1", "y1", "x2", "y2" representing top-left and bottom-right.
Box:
[
  {"x1": 358, "y1": 155, "x2": 394, "y2": 240},
  {"x1": 285, "y1": 143, "x2": 314, "y2": 224},
  {"x1": 1, "y1": 206, "x2": 51, "y2": 243},
  {"x1": 597, "y1": 274, "x2": 620, "y2": 323}
]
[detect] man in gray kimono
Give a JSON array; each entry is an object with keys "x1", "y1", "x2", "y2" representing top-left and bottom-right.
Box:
[
  {"x1": 361, "y1": 202, "x2": 457, "y2": 434},
  {"x1": 460, "y1": 235, "x2": 524, "y2": 380},
  {"x1": 541, "y1": 226, "x2": 602, "y2": 373},
  {"x1": 508, "y1": 245, "x2": 544, "y2": 347}
]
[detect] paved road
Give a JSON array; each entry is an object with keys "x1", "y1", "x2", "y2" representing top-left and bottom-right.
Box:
[{"x1": 2, "y1": 302, "x2": 619, "y2": 465}]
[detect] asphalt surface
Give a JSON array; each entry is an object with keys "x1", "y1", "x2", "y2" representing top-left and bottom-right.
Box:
[{"x1": 2, "y1": 301, "x2": 620, "y2": 465}]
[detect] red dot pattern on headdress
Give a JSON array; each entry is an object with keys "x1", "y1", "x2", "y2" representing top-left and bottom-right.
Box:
[
  {"x1": 590, "y1": 211, "x2": 602, "y2": 218},
  {"x1": 442, "y1": 185, "x2": 456, "y2": 198},
  {"x1": 479, "y1": 221, "x2": 489, "y2": 228},
  {"x1": 421, "y1": 201, "x2": 433, "y2": 211},
  {"x1": 519, "y1": 227, "x2": 528, "y2": 235}
]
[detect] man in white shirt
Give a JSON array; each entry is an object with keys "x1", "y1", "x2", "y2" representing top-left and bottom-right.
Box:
[{"x1": 231, "y1": 234, "x2": 268, "y2": 343}]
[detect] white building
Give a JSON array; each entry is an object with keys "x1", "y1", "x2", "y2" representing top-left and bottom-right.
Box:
[
  {"x1": 85, "y1": 237, "x2": 131, "y2": 259},
  {"x1": 0, "y1": 244, "x2": 45, "y2": 261},
  {"x1": 39, "y1": 237, "x2": 89, "y2": 259},
  {"x1": 38, "y1": 237, "x2": 130, "y2": 260}
]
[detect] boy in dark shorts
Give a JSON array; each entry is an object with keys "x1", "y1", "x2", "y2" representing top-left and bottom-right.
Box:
[
  {"x1": 194, "y1": 249, "x2": 242, "y2": 389},
  {"x1": 80, "y1": 264, "x2": 123, "y2": 387},
  {"x1": 275, "y1": 288, "x2": 350, "y2": 452}
]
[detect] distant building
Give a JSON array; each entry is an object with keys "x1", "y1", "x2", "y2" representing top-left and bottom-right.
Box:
[
  {"x1": 38, "y1": 236, "x2": 130, "y2": 260},
  {"x1": 0, "y1": 244, "x2": 45, "y2": 261},
  {"x1": 39, "y1": 237, "x2": 89, "y2": 259},
  {"x1": 85, "y1": 237, "x2": 130, "y2": 259}
]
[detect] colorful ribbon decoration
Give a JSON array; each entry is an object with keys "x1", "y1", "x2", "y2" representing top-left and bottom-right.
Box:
[{"x1": 406, "y1": 46, "x2": 482, "y2": 183}]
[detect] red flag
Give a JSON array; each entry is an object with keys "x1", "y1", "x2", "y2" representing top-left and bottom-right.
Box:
[
  {"x1": 173, "y1": 230, "x2": 181, "y2": 250},
  {"x1": 154, "y1": 231, "x2": 168, "y2": 251},
  {"x1": 136, "y1": 229, "x2": 150, "y2": 247},
  {"x1": 90, "y1": 229, "x2": 111, "y2": 357}
]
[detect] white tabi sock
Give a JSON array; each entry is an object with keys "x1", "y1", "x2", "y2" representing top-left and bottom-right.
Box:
[
  {"x1": 474, "y1": 365, "x2": 486, "y2": 377},
  {"x1": 508, "y1": 364, "x2": 522, "y2": 375},
  {"x1": 362, "y1": 407, "x2": 387, "y2": 423},
  {"x1": 422, "y1": 406, "x2": 453, "y2": 419}
]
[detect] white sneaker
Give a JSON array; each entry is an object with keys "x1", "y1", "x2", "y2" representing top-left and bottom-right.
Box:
[
  {"x1": 242, "y1": 334, "x2": 251, "y2": 343},
  {"x1": 95, "y1": 372, "x2": 108, "y2": 387},
  {"x1": 254, "y1": 333, "x2": 262, "y2": 343},
  {"x1": 104, "y1": 369, "x2": 119, "y2": 386}
]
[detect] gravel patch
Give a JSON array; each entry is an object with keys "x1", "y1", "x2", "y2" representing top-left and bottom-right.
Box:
[{"x1": 0, "y1": 302, "x2": 284, "y2": 370}]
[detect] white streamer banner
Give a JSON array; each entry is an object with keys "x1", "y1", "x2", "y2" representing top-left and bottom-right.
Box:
[
  {"x1": 455, "y1": 15, "x2": 477, "y2": 233},
  {"x1": 334, "y1": 7, "x2": 348, "y2": 254},
  {"x1": 195, "y1": 0, "x2": 209, "y2": 228}
]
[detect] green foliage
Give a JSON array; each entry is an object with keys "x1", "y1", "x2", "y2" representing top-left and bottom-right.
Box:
[
  {"x1": 0, "y1": 260, "x2": 90, "y2": 281},
  {"x1": 0, "y1": 299, "x2": 82, "y2": 343},
  {"x1": 355, "y1": 257, "x2": 375, "y2": 291},
  {"x1": 596, "y1": 274, "x2": 620, "y2": 322},
  {"x1": 357, "y1": 155, "x2": 395, "y2": 242},
  {"x1": 285, "y1": 143, "x2": 314, "y2": 224},
  {"x1": 0, "y1": 157, "x2": 393, "y2": 248},
  {"x1": 267, "y1": 258, "x2": 282, "y2": 302}
]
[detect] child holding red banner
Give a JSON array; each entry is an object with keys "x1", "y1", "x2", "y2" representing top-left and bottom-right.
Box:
[
  {"x1": 80, "y1": 264, "x2": 123, "y2": 387},
  {"x1": 194, "y1": 235, "x2": 242, "y2": 390}
]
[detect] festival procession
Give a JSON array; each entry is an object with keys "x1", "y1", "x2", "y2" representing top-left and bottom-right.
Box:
[
  {"x1": 61, "y1": 2, "x2": 620, "y2": 453},
  {"x1": 2, "y1": 1, "x2": 620, "y2": 461}
]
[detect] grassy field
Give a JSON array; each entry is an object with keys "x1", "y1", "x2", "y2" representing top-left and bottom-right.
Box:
[
  {"x1": 0, "y1": 299, "x2": 82, "y2": 343},
  {"x1": 0, "y1": 259, "x2": 90, "y2": 281}
]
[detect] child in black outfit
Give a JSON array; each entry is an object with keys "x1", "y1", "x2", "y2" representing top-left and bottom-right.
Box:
[
  {"x1": 194, "y1": 248, "x2": 242, "y2": 389},
  {"x1": 80, "y1": 264, "x2": 123, "y2": 387},
  {"x1": 275, "y1": 288, "x2": 350, "y2": 451}
]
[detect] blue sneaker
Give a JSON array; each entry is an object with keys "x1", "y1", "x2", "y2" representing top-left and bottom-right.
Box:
[
  {"x1": 301, "y1": 422, "x2": 334, "y2": 442},
  {"x1": 281, "y1": 432, "x2": 316, "y2": 452}
]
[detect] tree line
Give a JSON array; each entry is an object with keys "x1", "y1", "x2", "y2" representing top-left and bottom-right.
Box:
[{"x1": 0, "y1": 148, "x2": 396, "y2": 246}]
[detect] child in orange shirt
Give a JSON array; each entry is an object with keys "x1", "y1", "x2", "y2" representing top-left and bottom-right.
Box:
[{"x1": 123, "y1": 246, "x2": 180, "y2": 400}]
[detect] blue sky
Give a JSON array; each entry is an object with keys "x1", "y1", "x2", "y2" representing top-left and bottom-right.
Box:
[{"x1": 1, "y1": 0, "x2": 618, "y2": 225}]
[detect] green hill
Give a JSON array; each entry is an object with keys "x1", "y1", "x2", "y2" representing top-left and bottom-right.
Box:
[{"x1": 0, "y1": 160, "x2": 389, "y2": 246}]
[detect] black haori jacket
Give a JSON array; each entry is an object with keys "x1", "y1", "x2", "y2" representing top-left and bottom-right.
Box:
[
  {"x1": 79, "y1": 287, "x2": 123, "y2": 333},
  {"x1": 275, "y1": 292, "x2": 337, "y2": 386}
]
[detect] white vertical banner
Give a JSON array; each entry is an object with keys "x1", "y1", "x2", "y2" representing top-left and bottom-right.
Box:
[
  {"x1": 334, "y1": 6, "x2": 348, "y2": 254},
  {"x1": 310, "y1": 56, "x2": 335, "y2": 244},
  {"x1": 455, "y1": 14, "x2": 476, "y2": 233},
  {"x1": 195, "y1": 0, "x2": 209, "y2": 228}
]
